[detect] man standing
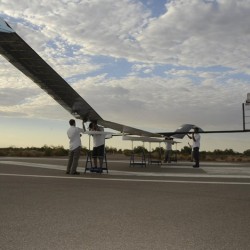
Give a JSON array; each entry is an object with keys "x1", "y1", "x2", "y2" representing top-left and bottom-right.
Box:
[
  {"x1": 66, "y1": 119, "x2": 85, "y2": 175},
  {"x1": 88, "y1": 121, "x2": 105, "y2": 173},
  {"x1": 187, "y1": 127, "x2": 200, "y2": 168},
  {"x1": 164, "y1": 137, "x2": 174, "y2": 163}
]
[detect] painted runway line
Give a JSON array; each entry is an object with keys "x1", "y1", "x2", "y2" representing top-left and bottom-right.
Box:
[
  {"x1": 1, "y1": 160, "x2": 250, "y2": 179},
  {"x1": 0, "y1": 173, "x2": 250, "y2": 185}
]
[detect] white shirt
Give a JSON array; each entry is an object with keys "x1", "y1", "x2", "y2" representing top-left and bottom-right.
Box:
[
  {"x1": 67, "y1": 126, "x2": 85, "y2": 150},
  {"x1": 165, "y1": 141, "x2": 173, "y2": 150},
  {"x1": 193, "y1": 133, "x2": 200, "y2": 148},
  {"x1": 92, "y1": 126, "x2": 105, "y2": 147}
]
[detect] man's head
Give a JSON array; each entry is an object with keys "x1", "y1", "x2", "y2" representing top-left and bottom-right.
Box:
[
  {"x1": 194, "y1": 127, "x2": 199, "y2": 133},
  {"x1": 165, "y1": 137, "x2": 173, "y2": 140},
  {"x1": 69, "y1": 119, "x2": 76, "y2": 126},
  {"x1": 89, "y1": 121, "x2": 98, "y2": 131}
]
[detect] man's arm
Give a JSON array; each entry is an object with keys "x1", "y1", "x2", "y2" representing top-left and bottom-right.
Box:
[
  {"x1": 82, "y1": 122, "x2": 86, "y2": 132},
  {"x1": 78, "y1": 127, "x2": 85, "y2": 133},
  {"x1": 192, "y1": 133, "x2": 197, "y2": 142}
]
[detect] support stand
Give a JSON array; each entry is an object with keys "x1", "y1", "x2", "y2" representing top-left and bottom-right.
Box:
[
  {"x1": 148, "y1": 153, "x2": 162, "y2": 165},
  {"x1": 148, "y1": 142, "x2": 162, "y2": 165},
  {"x1": 84, "y1": 150, "x2": 108, "y2": 173},
  {"x1": 84, "y1": 134, "x2": 108, "y2": 173},
  {"x1": 129, "y1": 149, "x2": 146, "y2": 167}
]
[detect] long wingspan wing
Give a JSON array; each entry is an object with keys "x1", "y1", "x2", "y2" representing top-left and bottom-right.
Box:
[
  {"x1": 0, "y1": 18, "x2": 161, "y2": 138},
  {"x1": 122, "y1": 135, "x2": 164, "y2": 142},
  {"x1": 0, "y1": 19, "x2": 102, "y2": 122},
  {"x1": 99, "y1": 120, "x2": 162, "y2": 137}
]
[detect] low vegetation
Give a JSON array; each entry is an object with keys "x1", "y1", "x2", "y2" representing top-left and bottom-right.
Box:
[{"x1": 0, "y1": 145, "x2": 250, "y2": 162}]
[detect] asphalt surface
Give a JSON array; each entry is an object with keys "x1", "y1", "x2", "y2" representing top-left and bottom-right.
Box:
[{"x1": 0, "y1": 157, "x2": 250, "y2": 250}]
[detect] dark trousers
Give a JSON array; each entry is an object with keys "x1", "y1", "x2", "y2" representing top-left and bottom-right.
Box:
[
  {"x1": 193, "y1": 147, "x2": 200, "y2": 167},
  {"x1": 67, "y1": 146, "x2": 81, "y2": 174},
  {"x1": 164, "y1": 150, "x2": 171, "y2": 163}
]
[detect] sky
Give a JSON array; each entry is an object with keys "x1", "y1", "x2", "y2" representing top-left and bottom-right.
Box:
[{"x1": 0, "y1": 0, "x2": 250, "y2": 153}]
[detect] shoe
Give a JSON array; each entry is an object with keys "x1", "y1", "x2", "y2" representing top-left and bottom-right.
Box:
[
  {"x1": 71, "y1": 171, "x2": 80, "y2": 175},
  {"x1": 193, "y1": 165, "x2": 199, "y2": 168},
  {"x1": 66, "y1": 171, "x2": 70, "y2": 174}
]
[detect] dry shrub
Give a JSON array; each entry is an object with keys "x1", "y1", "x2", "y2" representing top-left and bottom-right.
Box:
[{"x1": 20, "y1": 150, "x2": 44, "y2": 157}]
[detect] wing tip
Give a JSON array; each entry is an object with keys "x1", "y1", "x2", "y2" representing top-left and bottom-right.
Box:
[{"x1": 0, "y1": 18, "x2": 14, "y2": 33}]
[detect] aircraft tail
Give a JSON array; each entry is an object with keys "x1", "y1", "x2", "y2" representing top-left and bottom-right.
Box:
[{"x1": 159, "y1": 124, "x2": 203, "y2": 139}]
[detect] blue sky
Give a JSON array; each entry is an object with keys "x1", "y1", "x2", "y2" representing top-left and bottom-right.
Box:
[{"x1": 0, "y1": 0, "x2": 250, "y2": 152}]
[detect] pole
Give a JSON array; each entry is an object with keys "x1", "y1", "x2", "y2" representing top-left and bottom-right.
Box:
[{"x1": 243, "y1": 103, "x2": 245, "y2": 131}]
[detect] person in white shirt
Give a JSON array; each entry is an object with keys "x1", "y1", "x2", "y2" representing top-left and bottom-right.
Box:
[
  {"x1": 164, "y1": 137, "x2": 174, "y2": 163},
  {"x1": 187, "y1": 127, "x2": 200, "y2": 168},
  {"x1": 89, "y1": 121, "x2": 105, "y2": 173},
  {"x1": 66, "y1": 119, "x2": 85, "y2": 175}
]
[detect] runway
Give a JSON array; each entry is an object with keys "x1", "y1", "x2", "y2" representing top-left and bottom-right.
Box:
[{"x1": 1, "y1": 157, "x2": 250, "y2": 250}]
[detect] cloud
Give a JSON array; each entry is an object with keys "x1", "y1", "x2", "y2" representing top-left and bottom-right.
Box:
[
  {"x1": 0, "y1": 87, "x2": 41, "y2": 106},
  {"x1": 1, "y1": 0, "x2": 150, "y2": 58},
  {"x1": 2, "y1": 0, "x2": 250, "y2": 73},
  {"x1": 131, "y1": 63, "x2": 155, "y2": 75},
  {"x1": 138, "y1": 0, "x2": 250, "y2": 72}
]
